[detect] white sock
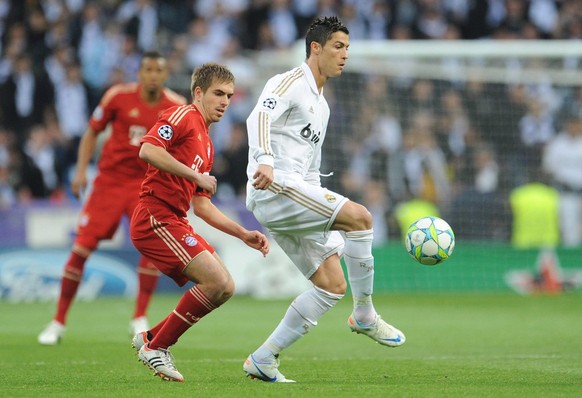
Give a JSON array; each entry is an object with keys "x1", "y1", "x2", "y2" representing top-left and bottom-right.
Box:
[
  {"x1": 343, "y1": 229, "x2": 377, "y2": 325},
  {"x1": 253, "y1": 286, "x2": 343, "y2": 361}
]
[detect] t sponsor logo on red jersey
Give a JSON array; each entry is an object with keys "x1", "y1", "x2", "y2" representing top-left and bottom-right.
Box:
[{"x1": 191, "y1": 155, "x2": 203, "y2": 173}]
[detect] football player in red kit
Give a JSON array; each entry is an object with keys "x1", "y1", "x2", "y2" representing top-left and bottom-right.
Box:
[
  {"x1": 129, "y1": 63, "x2": 269, "y2": 382},
  {"x1": 38, "y1": 51, "x2": 187, "y2": 345}
]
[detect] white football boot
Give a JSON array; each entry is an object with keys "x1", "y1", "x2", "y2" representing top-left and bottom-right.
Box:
[
  {"x1": 138, "y1": 345, "x2": 184, "y2": 382},
  {"x1": 243, "y1": 354, "x2": 295, "y2": 383},
  {"x1": 38, "y1": 320, "x2": 66, "y2": 345},
  {"x1": 348, "y1": 314, "x2": 406, "y2": 347},
  {"x1": 131, "y1": 331, "x2": 150, "y2": 352}
]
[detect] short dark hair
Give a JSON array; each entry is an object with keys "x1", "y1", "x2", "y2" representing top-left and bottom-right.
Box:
[
  {"x1": 305, "y1": 16, "x2": 349, "y2": 58},
  {"x1": 190, "y1": 63, "x2": 235, "y2": 95},
  {"x1": 140, "y1": 50, "x2": 165, "y2": 67}
]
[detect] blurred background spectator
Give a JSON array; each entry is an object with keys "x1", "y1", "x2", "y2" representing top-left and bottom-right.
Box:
[
  {"x1": 542, "y1": 113, "x2": 582, "y2": 247},
  {"x1": 0, "y1": 53, "x2": 54, "y2": 147},
  {"x1": 1, "y1": 0, "x2": 582, "y2": 246}
]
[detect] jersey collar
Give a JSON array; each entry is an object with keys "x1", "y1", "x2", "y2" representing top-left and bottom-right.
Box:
[
  {"x1": 138, "y1": 83, "x2": 166, "y2": 104},
  {"x1": 301, "y1": 62, "x2": 321, "y2": 96}
]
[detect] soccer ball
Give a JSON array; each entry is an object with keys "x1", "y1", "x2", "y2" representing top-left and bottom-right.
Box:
[{"x1": 405, "y1": 216, "x2": 455, "y2": 266}]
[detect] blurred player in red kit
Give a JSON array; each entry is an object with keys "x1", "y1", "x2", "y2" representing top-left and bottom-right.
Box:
[
  {"x1": 129, "y1": 63, "x2": 269, "y2": 382},
  {"x1": 38, "y1": 51, "x2": 187, "y2": 345}
]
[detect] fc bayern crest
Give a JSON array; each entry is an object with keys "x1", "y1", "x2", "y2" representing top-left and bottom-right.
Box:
[
  {"x1": 158, "y1": 125, "x2": 173, "y2": 140},
  {"x1": 184, "y1": 236, "x2": 198, "y2": 247},
  {"x1": 263, "y1": 97, "x2": 277, "y2": 110}
]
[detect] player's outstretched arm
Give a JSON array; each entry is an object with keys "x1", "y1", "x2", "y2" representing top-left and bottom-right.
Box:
[
  {"x1": 71, "y1": 126, "x2": 99, "y2": 199},
  {"x1": 240, "y1": 230, "x2": 270, "y2": 257},
  {"x1": 191, "y1": 195, "x2": 270, "y2": 257}
]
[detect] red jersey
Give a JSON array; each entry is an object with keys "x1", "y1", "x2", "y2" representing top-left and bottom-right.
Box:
[
  {"x1": 89, "y1": 83, "x2": 186, "y2": 181},
  {"x1": 139, "y1": 104, "x2": 214, "y2": 217}
]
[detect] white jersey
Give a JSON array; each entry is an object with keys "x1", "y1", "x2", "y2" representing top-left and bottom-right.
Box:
[
  {"x1": 246, "y1": 62, "x2": 330, "y2": 188},
  {"x1": 245, "y1": 63, "x2": 346, "y2": 277}
]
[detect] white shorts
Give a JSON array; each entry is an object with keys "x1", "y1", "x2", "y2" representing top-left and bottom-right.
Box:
[{"x1": 247, "y1": 177, "x2": 348, "y2": 278}]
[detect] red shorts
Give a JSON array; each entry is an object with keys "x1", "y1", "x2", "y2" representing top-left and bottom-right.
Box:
[
  {"x1": 76, "y1": 174, "x2": 141, "y2": 249},
  {"x1": 130, "y1": 196, "x2": 215, "y2": 286}
]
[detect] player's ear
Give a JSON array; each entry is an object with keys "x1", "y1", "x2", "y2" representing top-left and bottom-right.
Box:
[
  {"x1": 193, "y1": 86, "x2": 203, "y2": 101},
  {"x1": 311, "y1": 41, "x2": 321, "y2": 56}
]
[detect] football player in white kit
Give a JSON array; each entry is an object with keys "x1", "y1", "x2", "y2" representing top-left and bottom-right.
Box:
[{"x1": 243, "y1": 16, "x2": 406, "y2": 383}]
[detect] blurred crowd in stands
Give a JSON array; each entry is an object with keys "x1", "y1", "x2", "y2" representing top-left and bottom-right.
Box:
[{"x1": 1, "y1": 0, "x2": 582, "y2": 246}]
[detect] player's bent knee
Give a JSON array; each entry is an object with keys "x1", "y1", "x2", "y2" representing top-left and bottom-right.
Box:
[
  {"x1": 221, "y1": 289, "x2": 234, "y2": 304},
  {"x1": 352, "y1": 203, "x2": 373, "y2": 230},
  {"x1": 214, "y1": 275, "x2": 231, "y2": 291},
  {"x1": 337, "y1": 202, "x2": 373, "y2": 231},
  {"x1": 221, "y1": 279, "x2": 235, "y2": 302},
  {"x1": 204, "y1": 274, "x2": 233, "y2": 303}
]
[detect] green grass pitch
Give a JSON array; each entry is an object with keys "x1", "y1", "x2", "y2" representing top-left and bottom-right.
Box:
[{"x1": 2, "y1": 292, "x2": 581, "y2": 397}]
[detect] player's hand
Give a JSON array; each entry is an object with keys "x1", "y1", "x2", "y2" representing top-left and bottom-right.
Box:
[
  {"x1": 195, "y1": 172, "x2": 217, "y2": 195},
  {"x1": 252, "y1": 164, "x2": 274, "y2": 190},
  {"x1": 70, "y1": 172, "x2": 87, "y2": 199},
  {"x1": 242, "y1": 230, "x2": 270, "y2": 257}
]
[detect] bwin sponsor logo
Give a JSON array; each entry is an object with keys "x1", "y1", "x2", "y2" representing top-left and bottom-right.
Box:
[{"x1": 299, "y1": 123, "x2": 321, "y2": 144}]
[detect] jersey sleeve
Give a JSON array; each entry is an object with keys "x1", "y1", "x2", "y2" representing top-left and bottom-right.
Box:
[
  {"x1": 88, "y1": 86, "x2": 119, "y2": 133},
  {"x1": 141, "y1": 105, "x2": 183, "y2": 149},
  {"x1": 193, "y1": 178, "x2": 212, "y2": 199},
  {"x1": 246, "y1": 77, "x2": 293, "y2": 167}
]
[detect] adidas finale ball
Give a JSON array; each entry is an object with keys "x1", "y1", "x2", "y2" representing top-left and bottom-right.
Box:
[{"x1": 405, "y1": 216, "x2": 455, "y2": 266}]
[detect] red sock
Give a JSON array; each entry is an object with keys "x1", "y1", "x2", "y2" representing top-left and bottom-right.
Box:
[
  {"x1": 133, "y1": 257, "x2": 160, "y2": 319},
  {"x1": 54, "y1": 252, "x2": 87, "y2": 324},
  {"x1": 148, "y1": 315, "x2": 170, "y2": 338},
  {"x1": 148, "y1": 286, "x2": 217, "y2": 350}
]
